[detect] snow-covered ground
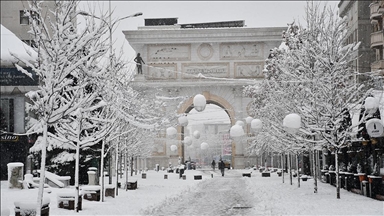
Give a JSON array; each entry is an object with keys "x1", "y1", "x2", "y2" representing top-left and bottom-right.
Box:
[{"x1": 1, "y1": 168, "x2": 383, "y2": 215}]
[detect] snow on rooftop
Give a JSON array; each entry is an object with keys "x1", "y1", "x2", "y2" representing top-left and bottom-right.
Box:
[{"x1": 1, "y1": 24, "x2": 37, "y2": 67}]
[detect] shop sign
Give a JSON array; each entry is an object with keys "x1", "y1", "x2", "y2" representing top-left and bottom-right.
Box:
[
  {"x1": 0, "y1": 67, "x2": 38, "y2": 86},
  {"x1": 366, "y1": 118, "x2": 384, "y2": 137},
  {"x1": 1, "y1": 134, "x2": 19, "y2": 142}
]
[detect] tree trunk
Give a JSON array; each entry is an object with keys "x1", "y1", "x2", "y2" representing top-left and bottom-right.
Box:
[
  {"x1": 125, "y1": 147, "x2": 128, "y2": 189},
  {"x1": 313, "y1": 149, "x2": 318, "y2": 193},
  {"x1": 289, "y1": 153, "x2": 292, "y2": 185},
  {"x1": 119, "y1": 152, "x2": 122, "y2": 179},
  {"x1": 109, "y1": 152, "x2": 112, "y2": 184},
  {"x1": 135, "y1": 157, "x2": 138, "y2": 175},
  {"x1": 297, "y1": 153, "x2": 300, "y2": 188},
  {"x1": 115, "y1": 143, "x2": 119, "y2": 197},
  {"x1": 335, "y1": 149, "x2": 340, "y2": 199},
  {"x1": 74, "y1": 142, "x2": 80, "y2": 212},
  {"x1": 130, "y1": 156, "x2": 134, "y2": 176},
  {"x1": 36, "y1": 122, "x2": 48, "y2": 216},
  {"x1": 100, "y1": 139, "x2": 105, "y2": 202},
  {"x1": 282, "y1": 153, "x2": 285, "y2": 183}
]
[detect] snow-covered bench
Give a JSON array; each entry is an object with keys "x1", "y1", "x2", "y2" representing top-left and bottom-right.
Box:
[
  {"x1": 14, "y1": 197, "x2": 50, "y2": 216},
  {"x1": 23, "y1": 174, "x2": 50, "y2": 189},
  {"x1": 37, "y1": 170, "x2": 71, "y2": 188}
]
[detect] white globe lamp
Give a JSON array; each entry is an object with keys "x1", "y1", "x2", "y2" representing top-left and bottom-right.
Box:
[
  {"x1": 283, "y1": 113, "x2": 301, "y2": 134},
  {"x1": 230, "y1": 124, "x2": 245, "y2": 139},
  {"x1": 245, "y1": 116, "x2": 253, "y2": 124},
  {"x1": 236, "y1": 121, "x2": 244, "y2": 127},
  {"x1": 251, "y1": 119, "x2": 263, "y2": 132},
  {"x1": 193, "y1": 94, "x2": 206, "y2": 112},
  {"x1": 201, "y1": 142, "x2": 209, "y2": 150},
  {"x1": 183, "y1": 136, "x2": 193, "y2": 146},
  {"x1": 170, "y1": 145, "x2": 178, "y2": 152},
  {"x1": 193, "y1": 130, "x2": 201, "y2": 139},
  {"x1": 178, "y1": 115, "x2": 189, "y2": 127},
  {"x1": 365, "y1": 97, "x2": 379, "y2": 114},
  {"x1": 166, "y1": 127, "x2": 177, "y2": 139}
]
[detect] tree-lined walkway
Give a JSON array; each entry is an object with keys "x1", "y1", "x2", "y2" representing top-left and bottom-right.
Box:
[{"x1": 142, "y1": 170, "x2": 256, "y2": 215}]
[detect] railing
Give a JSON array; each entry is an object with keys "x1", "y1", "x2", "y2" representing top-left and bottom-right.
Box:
[
  {"x1": 371, "y1": 30, "x2": 384, "y2": 48},
  {"x1": 371, "y1": 59, "x2": 384, "y2": 71},
  {"x1": 370, "y1": 1, "x2": 381, "y2": 19}
]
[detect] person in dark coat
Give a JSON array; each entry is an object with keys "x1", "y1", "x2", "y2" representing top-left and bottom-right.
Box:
[
  {"x1": 134, "y1": 53, "x2": 145, "y2": 74},
  {"x1": 218, "y1": 160, "x2": 225, "y2": 176},
  {"x1": 211, "y1": 160, "x2": 216, "y2": 171}
]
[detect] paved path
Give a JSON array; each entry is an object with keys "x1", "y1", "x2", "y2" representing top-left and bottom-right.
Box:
[{"x1": 142, "y1": 169, "x2": 256, "y2": 215}]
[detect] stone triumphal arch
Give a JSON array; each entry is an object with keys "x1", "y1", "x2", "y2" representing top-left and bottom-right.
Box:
[{"x1": 124, "y1": 19, "x2": 285, "y2": 169}]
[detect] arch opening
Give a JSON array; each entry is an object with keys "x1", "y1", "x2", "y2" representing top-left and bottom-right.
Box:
[{"x1": 178, "y1": 93, "x2": 235, "y2": 168}]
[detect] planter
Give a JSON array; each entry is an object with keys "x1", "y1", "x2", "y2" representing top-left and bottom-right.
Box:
[
  {"x1": 367, "y1": 175, "x2": 383, "y2": 198},
  {"x1": 15, "y1": 198, "x2": 50, "y2": 216},
  {"x1": 261, "y1": 172, "x2": 271, "y2": 177},
  {"x1": 328, "y1": 171, "x2": 336, "y2": 186},
  {"x1": 344, "y1": 172, "x2": 354, "y2": 191},
  {"x1": 300, "y1": 175, "x2": 309, "y2": 181},
  {"x1": 105, "y1": 185, "x2": 115, "y2": 198},
  {"x1": 359, "y1": 175, "x2": 366, "y2": 182},
  {"x1": 57, "y1": 190, "x2": 82, "y2": 210},
  {"x1": 81, "y1": 185, "x2": 101, "y2": 201},
  {"x1": 58, "y1": 196, "x2": 82, "y2": 210},
  {"x1": 126, "y1": 181, "x2": 137, "y2": 190}
]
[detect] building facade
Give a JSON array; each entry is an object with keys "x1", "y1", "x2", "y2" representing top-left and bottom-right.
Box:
[
  {"x1": 0, "y1": 1, "x2": 56, "y2": 47},
  {"x1": 370, "y1": 0, "x2": 384, "y2": 75},
  {"x1": 338, "y1": 0, "x2": 374, "y2": 83},
  {"x1": 0, "y1": 1, "x2": 56, "y2": 180},
  {"x1": 124, "y1": 18, "x2": 286, "y2": 169}
]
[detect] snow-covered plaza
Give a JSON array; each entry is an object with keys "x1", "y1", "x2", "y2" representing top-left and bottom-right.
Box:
[
  {"x1": 1, "y1": 1, "x2": 384, "y2": 215},
  {"x1": 1, "y1": 168, "x2": 383, "y2": 215}
]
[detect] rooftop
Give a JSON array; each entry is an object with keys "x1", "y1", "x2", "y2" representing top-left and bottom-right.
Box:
[{"x1": 144, "y1": 18, "x2": 245, "y2": 29}]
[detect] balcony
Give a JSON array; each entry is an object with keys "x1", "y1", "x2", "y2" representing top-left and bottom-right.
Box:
[
  {"x1": 371, "y1": 59, "x2": 384, "y2": 71},
  {"x1": 370, "y1": 1, "x2": 382, "y2": 20},
  {"x1": 371, "y1": 30, "x2": 384, "y2": 48}
]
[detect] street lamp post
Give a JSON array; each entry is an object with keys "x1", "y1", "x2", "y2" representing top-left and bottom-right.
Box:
[
  {"x1": 78, "y1": 9, "x2": 142, "y2": 202},
  {"x1": 78, "y1": 10, "x2": 143, "y2": 74}
]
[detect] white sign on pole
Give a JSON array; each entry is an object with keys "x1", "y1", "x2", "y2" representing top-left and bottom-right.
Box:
[{"x1": 366, "y1": 118, "x2": 384, "y2": 137}]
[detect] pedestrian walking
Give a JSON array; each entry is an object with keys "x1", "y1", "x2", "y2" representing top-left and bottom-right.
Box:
[
  {"x1": 218, "y1": 160, "x2": 225, "y2": 177},
  {"x1": 134, "y1": 53, "x2": 145, "y2": 74},
  {"x1": 211, "y1": 160, "x2": 216, "y2": 171}
]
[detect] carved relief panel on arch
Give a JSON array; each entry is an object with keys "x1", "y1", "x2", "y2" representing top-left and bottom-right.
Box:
[
  {"x1": 219, "y1": 42, "x2": 264, "y2": 60},
  {"x1": 147, "y1": 44, "x2": 191, "y2": 62}
]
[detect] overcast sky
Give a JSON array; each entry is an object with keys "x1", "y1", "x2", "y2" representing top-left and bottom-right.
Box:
[{"x1": 78, "y1": 1, "x2": 339, "y2": 63}]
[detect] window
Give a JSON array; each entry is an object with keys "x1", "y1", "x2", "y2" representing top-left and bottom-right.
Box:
[
  {"x1": 20, "y1": 10, "x2": 39, "y2": 25},
  {"x1": 21, "y1": 40, "x2": 37, "y2": 48},
  {"x1": 0, "y1": 99, "x2": 14, "y2": 132},
  {"x1": 20, "y1": 10, "x2": 29, "y2": 25}
]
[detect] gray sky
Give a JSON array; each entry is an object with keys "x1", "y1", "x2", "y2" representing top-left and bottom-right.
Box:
[{"x1": 78, "y1": 1, "x2": 339, "y2": 63}]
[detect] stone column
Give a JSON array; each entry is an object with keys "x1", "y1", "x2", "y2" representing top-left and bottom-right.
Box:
[
  {"x1": 88, "y1": 167, "x2": 98, "y2": 185},
  {"x1": 26, "y1": 155, "x2": 34, "y2": 174}
]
